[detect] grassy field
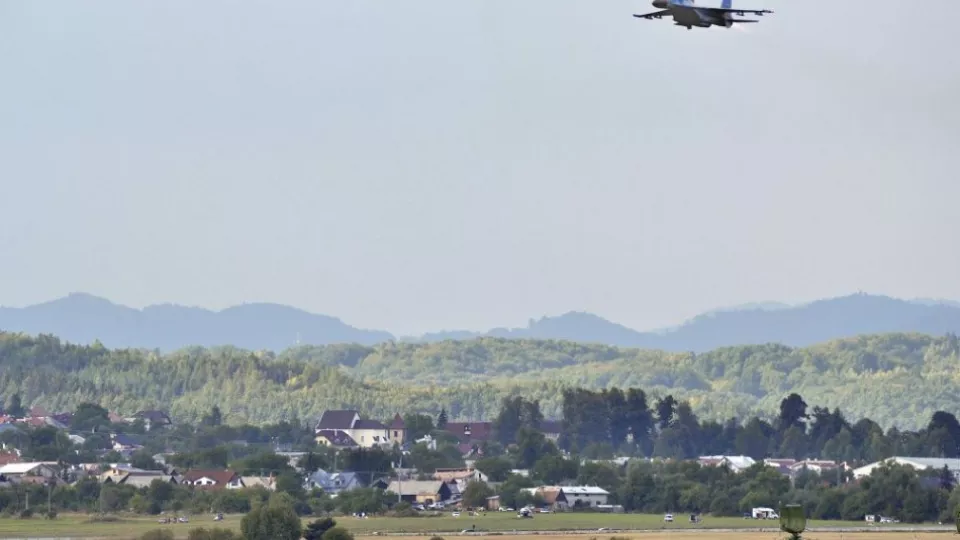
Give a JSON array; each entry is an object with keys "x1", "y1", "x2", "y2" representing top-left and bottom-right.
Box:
[{"x1": 0, "y1": 512, "x2": 950, "y2": 539}]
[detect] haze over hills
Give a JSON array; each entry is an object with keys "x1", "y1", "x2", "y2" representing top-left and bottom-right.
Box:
[{"x1": 1, "y1": 292, "x2": 959, "y2": 352}]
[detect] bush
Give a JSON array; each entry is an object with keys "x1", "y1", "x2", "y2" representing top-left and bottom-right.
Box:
[
  {"x1": 188, "y1": 527, "x2": 240, "y2": 540},
  {"x1": 45, "y1": 510, "x2": 58, "y2": 520},
  {"x1": 430, "y1": 536, "x2": 446, "y2": 540},
  {"x1": 18, "y1": 508, "x2": 33, "y2": 519},
  {"x1": 321, "y1": 526, "x2": 355, "y2": 540},
  {"x1": 139, "y1": 530, "x2": 175, "y2": 540},
  {"x1": 304, "y1": 517, "x2": 338, "y2": 540}
]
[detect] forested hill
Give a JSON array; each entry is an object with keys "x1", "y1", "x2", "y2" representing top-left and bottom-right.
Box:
[
  {"x1": 1, "y1": 330, "x2": 959, "y2": 430},
  {"x1": 2, "y1": 292, "x2": 960, "y2": 352}
]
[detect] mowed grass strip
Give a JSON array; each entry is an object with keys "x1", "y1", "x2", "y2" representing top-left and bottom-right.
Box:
[{"x1": 0, "y1": 513, "x2": 945, "y2": 539}]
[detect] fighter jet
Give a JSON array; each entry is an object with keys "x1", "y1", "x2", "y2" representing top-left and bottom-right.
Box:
[{"x1": 633, "y1": 0, "x2": 773, "y2": 30}]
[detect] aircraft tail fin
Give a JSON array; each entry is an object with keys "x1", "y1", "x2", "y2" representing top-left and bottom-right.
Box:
[{"x1": 721, "y1": 0, "x2": 732, "y2": 7}]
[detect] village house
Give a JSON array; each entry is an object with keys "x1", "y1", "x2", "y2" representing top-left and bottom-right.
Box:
[
  {"x1": 791, "y1": 459, "x2": 840, "y2": 476},
  {"x1": 433, "y1": 467, "x2": 488, "y2": 486},
  {"x1": 443, "y1": 422, "x2": 494, "y2": 445},
  {"x1": 111, "y1": 434, "x2": 143, "y2": 453},
  {"x1": 524, "y1": 486, "x2": 567, "y2": 510},
  {"x1": 852, "y1": 457, "x2": 952, "y2": 480},
  {"x1": 104, "y1": 471, "x2": 180, "y2": 488},
  {"x1": 0, "y1": 462, "x2": 60, "y2": 481},
  {"x1": 561, "y1": 486, "x2": 610, "y2": 507},
  {"x1": 314, "y1": 429, "x2": 359, "y2": 450},
  {"x1": 305, "y1": 470, "x2": 365, "y2": 494},
  {"x1": 388, "y1": 414, "x2": 406, "y2": 446},
  {"x1": 540, "y1": 421, "x2": 563, "y2": 442},
  {"x1": 241, "y1": 475, "x2": 277, "y2": 491},
  {"x1": 314, "y1": 410, "x2": 398, "y2": 449},
  {"x1": 525, "y1": 486, "x2": 610, "y2": 510},
  {"x1": 386, "y1": 480, "x2": 454, "y2": 505},
  {"x1": 698, "y1": 455, "x2": 756, "y2": 473},
  {"x1": 181, "y1": 469, "x2": 244, "y2": 490}
]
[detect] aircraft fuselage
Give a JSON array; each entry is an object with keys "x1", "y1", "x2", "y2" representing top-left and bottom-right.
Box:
[{"x1": 651, "y1": 0, "x2": 734, "y2": 28}]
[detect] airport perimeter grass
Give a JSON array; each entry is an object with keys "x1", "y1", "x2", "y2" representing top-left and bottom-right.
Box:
[{"x1": 0, "y1": 512, "x2": 947, "y2": 539}]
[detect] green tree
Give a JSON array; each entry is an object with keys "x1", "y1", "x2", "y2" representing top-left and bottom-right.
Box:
[
  {"x1": 72, "y1": 403, "x2": 111, "y2": 432},
  {"x1": 474, "y1": 457, "x2": 513, "y2": 482},
  {"x1": 303, "y1": 517, "x2": 337, "y2": 540},
  {"x1": 321, "y1": 528, "x2": 355, "y2": 540},
  {"x1": 437, "y1": 408, "x2": 448, "y2": 430},
  {"x1": 6, "y1": 393, "x2": 24, "y2": 418},
  {"x1": 240, "y1": 495, "x2": 302, "y2": 540},
  {"x1": 462, "y1": 480, "x2": 495, "y2": 508},
  {"x1": 202, "y1": 406, "x2": 223, "y2": 427}
]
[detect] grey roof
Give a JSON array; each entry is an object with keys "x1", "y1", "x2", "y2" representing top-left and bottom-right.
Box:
[
  {"x1": 540, "y1": 420, "x2": 563, "y2": 434},
  {"x1": 136, "y1": 410, "x2": 172, "y2": 424},
  {"x1": 120, "y1": 473, "x2": 178, "y2": 487},
  {"x1": 315, "y1": 429, "x2": 358, "y2": 447},
  {"x1": 315, "y1": 410, "x2": 360, "y2": 430},
  {"x1": 354, "y1": 419, "x2": 387, "y2": 430},
  {"x1": 386, "y1": 480, "x2": 446, "y2": 496}
]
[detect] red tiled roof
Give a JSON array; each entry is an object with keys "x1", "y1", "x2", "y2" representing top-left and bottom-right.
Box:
[
  {"x1": 183, "y1": 469, "x2": 240, "y2": 487},
  {"x1": 0, "y1": 452, "x2": 21, "y2": 467},
  {"x1": 29, "y1": 406, "x2": 49, "y2": 418}
]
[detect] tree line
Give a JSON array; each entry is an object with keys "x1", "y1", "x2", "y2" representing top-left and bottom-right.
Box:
[{"x1": 3, "y1": 330, "x2": 960, "y2": 429}]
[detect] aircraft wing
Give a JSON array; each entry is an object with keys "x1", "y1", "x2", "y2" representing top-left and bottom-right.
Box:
[
  {"x1": 633, "y1": 10, "x2": 670, "y2": 19},
  {"x1": 703, "y1": 7, "x2": 773, "y2": 15}
]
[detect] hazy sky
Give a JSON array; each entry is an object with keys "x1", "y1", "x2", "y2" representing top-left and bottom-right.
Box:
[{"x1": 1, "y1": 0, "x2": 958, "y2": 336}]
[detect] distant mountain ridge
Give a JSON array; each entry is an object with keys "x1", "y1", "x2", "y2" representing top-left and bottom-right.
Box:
[
  {"x1": 1, "y1": 292, "x2": 959, "y2": 352},
  {"x1": 0, "y1": 293, "x2": 392, "y2": 352}
]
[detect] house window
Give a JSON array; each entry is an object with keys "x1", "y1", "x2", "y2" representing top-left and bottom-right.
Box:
[{"x1": 394, "y1": 431, "x2": 398, "y2": 437}]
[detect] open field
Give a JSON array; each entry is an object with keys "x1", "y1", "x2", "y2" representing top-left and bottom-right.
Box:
[{"x1": 0, "y1": 513, "x2": 953, "y2": 539}]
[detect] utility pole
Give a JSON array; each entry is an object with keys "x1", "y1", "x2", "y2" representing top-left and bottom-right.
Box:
[{"x1": 397, "y1": 454, "x2": 403, "y2": 503}]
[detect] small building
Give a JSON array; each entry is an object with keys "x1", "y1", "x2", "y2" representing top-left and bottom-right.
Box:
[
  {"x1": 314, "y1": 410, "x2": 395, "y2": 449},
  {"x1": 314, "y1": 429, "x2": 359, "y2": 450},
  {"x1": 182, "y1": 469, "x2": 244, "y2": 490},
  {"x1": 106, "y1": 472, "x2": 180, "y2": 488},
  {"x1": 305, "y1": 470, "x2": 364, "y2": 494},
  {"x1": 561, "y1": 486, "x2": 610, "y2": 508},
  {"x1": 388, "y1": 414, "x2": 406, "y2": 446},
  {"x1": 852, "y1": 457, "x2": 959, "y2": 480},
  {"x1": 242, "y1": 476, "x2": 277, "y2": 491},
  {"x1": 0, "y1": 462, "x2": 59, "y2": 481},
  {"x1": 540, "y1": 420, "x2": 563, "y2": 442},
  {"x1": 433, "y1": 467, "x2": 488, "y2": 485},
  {"x1": 443, "y1": 422, "x2": 494, "y2": 445},
  {"x1": 386, "y1": 480, "x2": 453, "y2": 504},
  {"x1": 698, "y1": 455, "x2": 756, "y2": 473},
  {"x1": 790, "y1": 460, "x2": 839, "y2": 476},
  {"x1": 486, "y1": 495, "x2": 501, "y2": 511}
]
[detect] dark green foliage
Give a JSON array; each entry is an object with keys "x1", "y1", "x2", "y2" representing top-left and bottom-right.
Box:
[
  {"x1": 240, "y1": 496, "x2": 302, "y2": 540},
  {"x1": 462, "y1": 480, "x2": 495, "y2": 508},
  {"x1": 188, "y1": 528, "x2": 239, "y2": 540},
  {"x1": 140, "y1": 531, "x2": 175, "y2": 540},
  {"x1": 3, "y1": 331, "x2": 960, "y2": 429},
  {"x1": 321, "y1": 527, "x2": 355, "y2": 540},
  {"x1": 303, "y1": 517, "x2": 338, "y2": 540}
]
